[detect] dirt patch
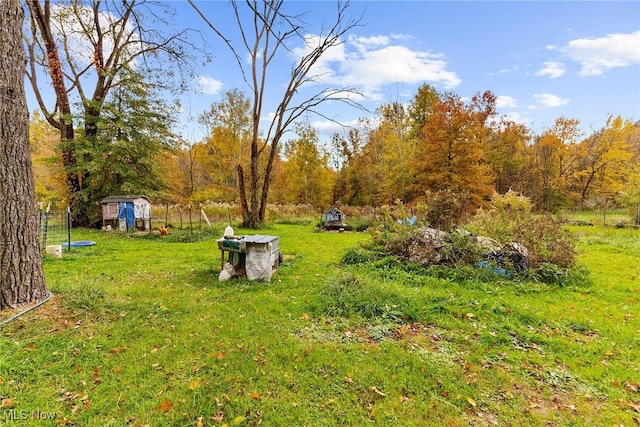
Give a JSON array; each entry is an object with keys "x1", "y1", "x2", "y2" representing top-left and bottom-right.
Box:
[{"x1": 1, "y1": 294, "x2": 77, "y2": 334}]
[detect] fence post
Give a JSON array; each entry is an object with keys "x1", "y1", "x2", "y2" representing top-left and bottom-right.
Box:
[
  {"x1": 42, "y1": 211, "x2": 49, "y2": 249},
  {"x1": 67, "y1": 207, "x2": 72, "y2": 252}
]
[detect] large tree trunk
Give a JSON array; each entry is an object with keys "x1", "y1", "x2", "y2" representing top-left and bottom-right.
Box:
[{"x1": 0, "y1": 0, "x2": 48, "y2": 310}]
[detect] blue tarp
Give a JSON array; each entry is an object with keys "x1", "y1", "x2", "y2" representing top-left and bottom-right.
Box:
[{"x1": 118, "y1": 202, "x2": 135, "y2": 228}]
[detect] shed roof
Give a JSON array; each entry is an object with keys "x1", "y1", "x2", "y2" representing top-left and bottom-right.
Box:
[{"x1": 100, "y1": 195, "x2": 151, "y2": 204}]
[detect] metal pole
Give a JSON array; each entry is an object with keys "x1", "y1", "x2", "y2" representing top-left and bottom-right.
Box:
[
  {"x1": 67, "y1": 207, "x2": 72, "y2": 253},
  {"x1": 43, "y1": 211, "x2": 49, "y2": 249}
]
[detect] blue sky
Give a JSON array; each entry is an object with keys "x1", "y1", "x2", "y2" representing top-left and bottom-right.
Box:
[{"x1": 26, "y1": 1, "x2": 640, "y2": 144}]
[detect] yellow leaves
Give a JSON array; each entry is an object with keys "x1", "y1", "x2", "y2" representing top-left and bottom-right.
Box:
[
  {"x1": 467, "y1": 397, "x2": 477, "y2": 407},
  {"x1": 188, "y1": 380, "x2": 200, "y2": 390}
]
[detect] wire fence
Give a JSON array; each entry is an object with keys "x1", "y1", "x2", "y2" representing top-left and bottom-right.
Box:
[{"x1": 39, "y1": 209, "x2": 71, "y2": 254}]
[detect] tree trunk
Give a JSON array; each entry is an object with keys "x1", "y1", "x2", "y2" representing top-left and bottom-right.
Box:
[
  {"x1": 237, "y1": 164, "x2": 251, "y2": 225},
  {"x1": 27, "y1": 0, "x2": 82, "y2": 225},
  {"x1": 0, "y1": 0, "x2": 48, "y2": 310}
]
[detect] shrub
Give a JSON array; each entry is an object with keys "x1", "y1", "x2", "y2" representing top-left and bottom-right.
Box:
[
  {"x1": 469, "y1": 192, "x2": 577, "y2": 268},
  {"x1": 416, "y1": 189, "x2": 474, "y2": 231}
]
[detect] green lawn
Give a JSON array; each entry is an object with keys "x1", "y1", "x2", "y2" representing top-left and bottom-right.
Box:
[{"x1": 1, "y1": 223, "x2": 638, "y2": 426}]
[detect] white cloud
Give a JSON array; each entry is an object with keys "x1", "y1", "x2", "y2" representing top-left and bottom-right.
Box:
[
  {"x1": 563, "y1": 30, "x2": 640, "y2": 76},
  {"x1": 535, "y1": 61, "x2": 566, "y2": 78},
  {"x1": 496, "y1": 95, "x2": 518, "y2": 109},
  {"x1": 197, "y1": 76, "x2": 223, "y2": 95},
  {"x1": 291, "y1": 32, "x2": 461, "y2": 101},
  {"x1": 503, "y1": 111, "x2": 531, "y2": 127},
  {"x1": 348, "y1": 35, "x2": 392, "y2": 53},
  {"x1": 48, "y1": 4, "x2": 139, "y2": 69},
  {"x1": 531, "y1": 93, "x2": 570, "y2": 109}
]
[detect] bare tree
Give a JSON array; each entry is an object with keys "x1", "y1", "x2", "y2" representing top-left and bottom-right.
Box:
[
  {"x1": 189, "y1": 0, "x2": 363, "y2": 227},
  {"x1": 25, "y1": 0, "x2": 204, "y2": 225},
  {"x1": 0, "y1": 0, "x2": 48, "y2": 309}
]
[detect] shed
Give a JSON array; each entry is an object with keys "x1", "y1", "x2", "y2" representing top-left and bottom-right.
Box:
[
  {"x1": 322, "y1": 207, "x2": 347, "y2": 231},
  {"x1": 101, "y1": 195, "x2": 151, "y2": 231}
]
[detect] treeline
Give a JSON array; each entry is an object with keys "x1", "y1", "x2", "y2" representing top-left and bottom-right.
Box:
[{"x1": 30, "y1": 84, "x2": 640, "y2": 221}]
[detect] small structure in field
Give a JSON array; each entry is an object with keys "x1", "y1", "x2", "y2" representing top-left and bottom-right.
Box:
[
  {"x1": 101, "y1": 195, "x2": 151, "y2": 231},
  {"x1": 217, "y1": 235, "x2": 282, "y2": 281},
  {"x1": 322, "y1": 207, "x2": 347, "y2": 231}
]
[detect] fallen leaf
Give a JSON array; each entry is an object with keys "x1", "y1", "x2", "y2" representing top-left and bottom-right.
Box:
[
  {"x1": 368, "y1": 386, "x2": 387, "y2": 396},
  {"x1": 233, "y1": 416, "x2": 246, "y2": 424},
  {"x1": 188, "y1": 380, "x2": 200, "y2": 390},
  {"x1": 0, "y1": 398, "x2": 16, "y2": 409},
  {"x1": 467, "y1": 397, "x2": 477, "y2": 407},
  {"x1": 157, "y1": 397, "x2": 172, "y2": 413},
  {"x1": 626, "y1": 382, "x2": 639, "y2": 393},
  {"x1": 214, "y1": 351, "x2": 227, "y2": 360},
  {"x1": 110, "y1": 346, "x2": 126, "y2": 354}
]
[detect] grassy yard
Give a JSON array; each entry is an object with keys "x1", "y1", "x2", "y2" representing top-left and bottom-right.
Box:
[{"x1": 0, "y1": 223, "x2": 639, "y2": 426}]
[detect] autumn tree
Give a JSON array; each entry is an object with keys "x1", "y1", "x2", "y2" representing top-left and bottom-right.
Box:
[
  {"x1": 29, "y1": 110, "x2": 65, "y2": 205},
  {"x1": 189, "y1": 0, "x2": 363, "y2": 227},
  {"x1": 340, "y1": 125, "x2": 380, "y2": 206},
  {"x1": 410, "y1": 90, "x2": 497, "y2": 210},
  {"x1": 367, "y1": 103, "x2": 417, "y2": 204},
  {"x1": 574, "y1": 115, "x2": 634, "y2": 204},
  {"x1": 25, "y1": 0, "x2": 201, "y2": 225},
  {"x1": 327, "y1": 132, "x2": 350, "y2": 203},
  {"x1": 0, "y1": 0, "x2": 48, "y2": 309},
  {"x1": 485, "y1": 119, "x2": 530, "y2": 194},
  {"x1": 529, "y1": 117, "x2": 582, "y2": 209},
  {"x1": 197, "y1": 89, "x2": 253, "y2": 202},
  {"x1": 278, "y1": 120, "x2": 334, "y2": 208}
]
